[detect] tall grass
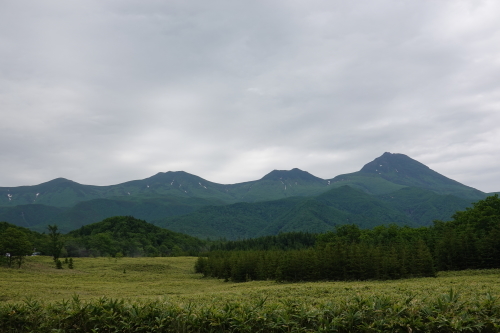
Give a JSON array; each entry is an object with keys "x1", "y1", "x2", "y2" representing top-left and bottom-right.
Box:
[{"x1": 1, "y1": 290, "x2": 500, "y2": 332}]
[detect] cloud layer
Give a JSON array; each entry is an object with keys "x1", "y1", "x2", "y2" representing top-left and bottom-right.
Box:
[{"x1": 1, "y1": 0, "x2": 499, "y2": 192}]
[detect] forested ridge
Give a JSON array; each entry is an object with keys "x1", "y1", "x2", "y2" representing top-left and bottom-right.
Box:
[
  {"x1": 196, "y1": 194, "x2": 500, "y2": 282},
  {"x1": 64, "y1": 216, "x2": 207, "y2": 257}
]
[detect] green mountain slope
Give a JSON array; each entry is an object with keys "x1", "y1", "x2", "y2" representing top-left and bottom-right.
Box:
[
  {"x1": 156, "y1": 186, "x2": 420, "y2": 240},
  {"x1": 156, "y1": 185, "x2": 475, "y2": 240},
  {"x1": 329, "y1": 173, "x2": 407, "y2": 195},
  {"x1": 0, "y1": 172, "x2": 236, "y2": 208},
  {"x1": 0, "y1": 204, "x2": 65, "y2": 229},
  {"x1": 154, "y1": 197, "x2": 305, "y2": 240},
  {"x1": 36, "y1": 196, "x2": 225, "y2": 233},
  {"x1": 376, "y1": 187, "x2": 474, "y2": 226},
  {"x1": 0, "y1": 194, "x2": 225, "y2": 233},
  {"x1": 229, "y1": 168, "x2": 329, "y2": 202},
  {"x1": 0, "y1": 178, "x2": 107, "y2": 207},
  {"x1": 262, "y1": 186, "x2": 416, "y2": 236}
]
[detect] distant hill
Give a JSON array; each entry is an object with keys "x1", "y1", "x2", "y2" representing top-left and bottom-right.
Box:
[
  {"x1": 65, "y1": 216, "x2": 206, "y2": 257},
  {"x1": 0, "y1": 217, "x2": 207, "y2": 257}
]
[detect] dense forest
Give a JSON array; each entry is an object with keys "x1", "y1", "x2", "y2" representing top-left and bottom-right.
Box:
[{"x1": 196, "y1": 194, "x2": 500, "y2": 282}]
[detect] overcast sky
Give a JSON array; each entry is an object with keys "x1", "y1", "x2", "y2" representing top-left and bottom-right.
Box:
[{"x1": 1, "y1": 0, "x2": 500, "y2": 192}]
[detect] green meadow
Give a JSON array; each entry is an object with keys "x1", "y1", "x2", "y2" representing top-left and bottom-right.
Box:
[
  {"x1": 2, "y1": 256, "x2": 500, "y2": 332},
  {"x1": 2, "y1": 256, "x2": 499, "y2": 304}
]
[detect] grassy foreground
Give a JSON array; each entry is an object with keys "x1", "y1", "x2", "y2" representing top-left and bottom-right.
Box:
[{"x1": 1, "y1": 256, "x2": 500, "y2": 332}]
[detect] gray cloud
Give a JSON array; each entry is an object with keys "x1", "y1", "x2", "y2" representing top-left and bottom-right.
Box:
[{"x1": 1, "y1": 0, "x2": 499, "y2": 192}]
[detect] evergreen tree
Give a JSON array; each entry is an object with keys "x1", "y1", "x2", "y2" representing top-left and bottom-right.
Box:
[{"x1": 47, "y1": 225, "x2": 64, "y2": 263}]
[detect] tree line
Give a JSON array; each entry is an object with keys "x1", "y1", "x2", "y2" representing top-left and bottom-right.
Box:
[
  {"x1": 196, "y1": 194, "x2": 500, "y2": 282},
  {"x1": 0, "y1": 222, "x2": 64, "y2": 268},
  {"x1": 196, "y1": 233, "x2": 435, "y2": 282}
]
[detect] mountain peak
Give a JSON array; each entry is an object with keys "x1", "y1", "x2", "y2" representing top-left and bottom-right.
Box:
[
  {"x1": 360, "y1": 153, "x2": 430, "y2": 175},
  {"x1": 261, "y1": 168, "x2": 323, "y2": 182},
  {"x1": 42, "y1": 178, "x2": 80, "y2": 186},
  {"x1": 360, "y1": 152, "x2": 482, "y2": 193},
  {"x1": 327, "y1": 152, "x2": 484, "y2": 199}
]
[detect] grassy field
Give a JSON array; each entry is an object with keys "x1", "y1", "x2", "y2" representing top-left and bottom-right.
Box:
[
  {"x1": 2, "y1": 256, "x2": 500, "y2": 332},
  {"x1": 1, "y1": 256, "x2": 499, "y2": 305}
]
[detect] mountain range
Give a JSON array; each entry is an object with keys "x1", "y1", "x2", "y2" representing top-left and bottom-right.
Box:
[{"x1": 0, "y1": 152, "x2": 494, "y2": 239}]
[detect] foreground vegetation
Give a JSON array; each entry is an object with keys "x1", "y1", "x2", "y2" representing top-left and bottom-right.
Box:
[{"x1": 1, "y1": 256, "x2": 500, "y2": 332}]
